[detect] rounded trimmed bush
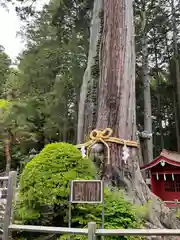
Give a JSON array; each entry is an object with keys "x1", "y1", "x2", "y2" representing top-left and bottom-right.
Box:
[{"x1": 19, "y1": 142, "x2": 97, "y2": 207}]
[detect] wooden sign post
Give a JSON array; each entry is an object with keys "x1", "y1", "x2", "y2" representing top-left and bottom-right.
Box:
[{"x1": 69, "y1": 180, "x2": 104, "y2": 238}]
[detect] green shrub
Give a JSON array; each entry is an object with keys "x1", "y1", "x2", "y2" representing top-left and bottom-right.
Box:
[
  {"x1": 19, "y1": 142, "x2": 97, "y2": 206},
  {"x1": 16, "y1": 142, "x2": 96, "y2": 225},
  {"x1": 15, "y1": 142, "x2": 142, "y2": 240}
]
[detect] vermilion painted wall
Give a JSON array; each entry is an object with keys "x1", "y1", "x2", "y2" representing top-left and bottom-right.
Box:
[
  {"x1": 163, "y1": 190, "x2": 180, "y2": 201},
  {"x1": 151, "y1": 174, "x2": 165, "y2": 200}
]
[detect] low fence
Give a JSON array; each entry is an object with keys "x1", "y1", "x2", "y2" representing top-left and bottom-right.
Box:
[
  {"x1": 7, "y1": 222, "x2": 180, "y2": 240},
  {"x1": 164, "y1": 200, "x2": 180, "y2": 213},
  {"x1": 2, "y1": 172, "x2": 180, "y2": 240},
  {"x1": 0, "y1": 171, "x2": 17, "y2": 240}
]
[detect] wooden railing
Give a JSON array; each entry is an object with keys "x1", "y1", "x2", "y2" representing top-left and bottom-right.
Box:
[
  {"x1": 2, "y1": 173, "x2": 180, "y2": 240},
  {"x1": 0, "y1": 171, "x2": 17, "y2": 240},
  {"x1": 7, "y1": 222, "x2": 180, "y2": 240},
  {"x1": 164, "y1": 199, "x2": 180, "y2": 213}
]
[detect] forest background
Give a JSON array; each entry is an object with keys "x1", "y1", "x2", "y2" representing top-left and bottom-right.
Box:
[{"x1": 0, "y1": 0, "x2": 179, "y2": 173}]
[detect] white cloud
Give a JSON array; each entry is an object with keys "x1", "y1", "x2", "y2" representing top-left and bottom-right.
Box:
[{"x1": 0, "y1": 0, "x2": 50, "y2": 61}]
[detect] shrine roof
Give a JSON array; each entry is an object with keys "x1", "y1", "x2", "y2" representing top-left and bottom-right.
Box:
[{"x1": 140, "y1": 149, "x2": 180, "y2": 171}]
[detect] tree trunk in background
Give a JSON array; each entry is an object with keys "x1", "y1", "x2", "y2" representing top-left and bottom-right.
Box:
[
  {"x1": 77, "y1": 0, "x2": 103, "y2": 144},
  {"x1": 171, "y1": 0, "x2": 180, "y2": 152},
  {"x1": 153, "y1": 33, "x2": 164, "y2": 150},
  {"x1": 142, "y1": 13, "x2": 153, "y2": 164},
  {"x1": 4, "y1": 139, "x2": 11, "y2": 176},
  {"x1": 3, "y1": 92, "x2": 14, "y2": 176},
  {"x1": 157, "y1": 88, "x2": 164, "y2": 148},
  {"x1": 165, "y1": 32, "x2": 180, "y2": 152},
  {"x1": 78, "y1": 0, "x2": 180, "y2": 228},
  {"x1": 173, "y1": 92, "x2": 180, "y2": 151}
]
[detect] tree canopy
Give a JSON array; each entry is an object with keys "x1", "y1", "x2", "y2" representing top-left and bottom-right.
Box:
[{"x1": 0, "y1": 0, "x2": 178, "y2": 180}]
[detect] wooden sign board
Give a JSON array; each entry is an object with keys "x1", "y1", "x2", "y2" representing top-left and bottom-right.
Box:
[{"x1": 70, "y1": 180, "x2": 103, "y2": 203}]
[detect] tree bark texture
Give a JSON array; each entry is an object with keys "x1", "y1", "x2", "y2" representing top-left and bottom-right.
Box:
[
  {"x1": 77, "y1": 0, "x2": 180, "y2": 229},
  {"x1": 153, "y1": 34, "x2": 164, "y2": 150},
  {"x1": 165, "y1": 31, "x2": 180, "y2": 152},
  {"x1": 77, "y1": 0, "x2": 103, "y2": 144},
  {"x1": 142, "y1": 24, "x2": 153, "y2": 164},
  {"x1": 173, "y1": 86, "x2": 180, "y2": 151},
  {"x1": 94, "y1": 0, "x2": 137, "y2": 181}
]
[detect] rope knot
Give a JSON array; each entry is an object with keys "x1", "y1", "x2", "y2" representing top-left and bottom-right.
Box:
[{"x1": 90, "y1": 128, "x2": 113, "y2": 141}]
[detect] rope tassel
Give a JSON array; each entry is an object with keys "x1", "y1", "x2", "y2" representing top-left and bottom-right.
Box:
[{"x1": 122, "y1": 143, "x2": 130, "y2": 164}]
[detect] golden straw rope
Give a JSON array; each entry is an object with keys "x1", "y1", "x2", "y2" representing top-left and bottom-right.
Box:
[{"x1": 76, "y1": 128, "x2": 138, "y2": 164}]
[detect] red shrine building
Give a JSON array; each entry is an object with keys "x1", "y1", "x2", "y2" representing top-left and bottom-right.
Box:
[{"x1": 140, "y1": 149, "x2": 180, "y2": 205}]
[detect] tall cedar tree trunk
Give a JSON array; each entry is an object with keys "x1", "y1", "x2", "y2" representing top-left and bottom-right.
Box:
[
  {"x1": 153, "y1": 30, "x2": 164, "y2": 150},
  {"x1": 78, "y1": 0, "x2": 180, "y2": 228},
  {"x1": 141, "y1": 11, "x2": 153, "y2": 164},
  {"x1": 173, "y1": 93, "x2": 180, "y2": 150},
  {"x1": 165, "y1": 31, "x2": 180, "y2": 152},
  {"x1": 171, "y1": 0, "x2": 180, "y2": 152}
]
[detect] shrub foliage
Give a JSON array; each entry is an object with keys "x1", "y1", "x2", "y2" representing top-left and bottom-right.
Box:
[{"x1": 15, "y1": 142, "x2": 142, "y2": 240}]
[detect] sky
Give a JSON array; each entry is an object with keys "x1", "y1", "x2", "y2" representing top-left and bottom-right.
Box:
[{"x1": 0, "y1": 0, "x2": 49, "y2": 61}]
